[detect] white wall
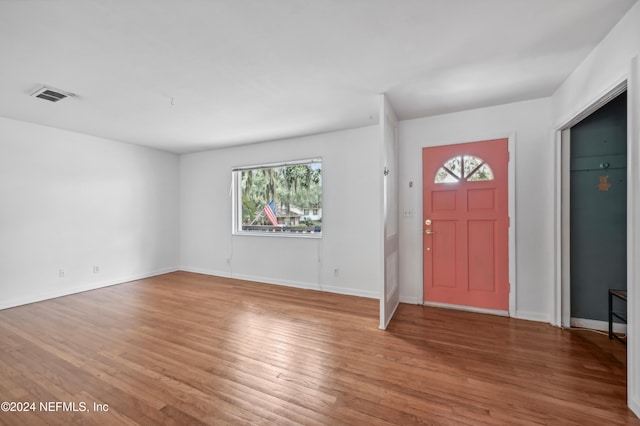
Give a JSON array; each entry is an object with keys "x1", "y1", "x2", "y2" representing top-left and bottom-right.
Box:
[
  {"x1": 0, "y1": 117, "x2": 180, "y2": 309},
  {"x1": 551, "y1": 3, "x2": 640, "y2": 127},
  {"x1": 398, "y1": 98, "x2": 552, "y2": 321},
  {"x1": 180, "y1": 125, "x2": 382, "y2": 298},
  {"x1": 549, "y1": 2, "x2": 640, "y2": 417}
]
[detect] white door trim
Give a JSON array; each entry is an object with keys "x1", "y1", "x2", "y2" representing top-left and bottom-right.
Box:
[
  {"x1": 560, "y1": 129, "x2": 571, "y2": 328},
  {"x1": 554, "y1": 78, "x2": 628, "y2": 328}
]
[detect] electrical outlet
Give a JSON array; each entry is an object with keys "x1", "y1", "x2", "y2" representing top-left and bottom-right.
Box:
[
  {"x1": 58, "y1": 269, "x2": 65, "y2": 278},
  {"x1": 93, "y1": 265, "x2": 100, "y2": 273},
  {"x1": 403, "y1": 209, "x2": 413, "y2": 217}
]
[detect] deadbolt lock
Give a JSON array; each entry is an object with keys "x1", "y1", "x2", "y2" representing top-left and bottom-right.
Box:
[{"x1": 425, "y1": 219, "x2": 431, "y2": 225}]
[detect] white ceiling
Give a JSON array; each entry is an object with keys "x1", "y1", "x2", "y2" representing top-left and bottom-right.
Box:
[{"x1": 0, "y1": 0, "x2": 636, "y2": 153}]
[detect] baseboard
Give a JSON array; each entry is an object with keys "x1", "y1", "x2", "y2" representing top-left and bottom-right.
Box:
[
  {"x1": 179, "y1": 266, "x2": 232, "y2": 278},
  {"x1": 231, "y1": 273, "x2": 379, "y2": 299},
  {"x1": 179, "y1": 268, "x2": 378, "y2": 299},
  {"x1": 0, "y1": 267, "x2": 179, "y2": 311},
  {"x1": 321, "y1": 284, "x2": 378, "y2": 299},
  {"x1": 514, "y1": 310, "x2": 550, "y2": 323},
  {"x1": 571, "y1": 317, "x2": 627, "y2": 333},
  {"x1": 422, "y1": 300, "x2": 509, "y2": 317},
  {"x1": 231, "y1": 272, "x2": 319, "y2": 291},
  {"x1": 399, "y1": 295, "x2": 422, "y2": 304}
]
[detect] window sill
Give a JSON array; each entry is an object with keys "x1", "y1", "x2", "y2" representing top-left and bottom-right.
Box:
[{"x1": 233, "y1": 230, "x2": 322, "y2": 239}]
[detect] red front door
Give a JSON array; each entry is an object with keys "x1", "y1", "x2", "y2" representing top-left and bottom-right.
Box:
[{"x1": 422, "y1": 139, "x2": 509, "y2": 311}]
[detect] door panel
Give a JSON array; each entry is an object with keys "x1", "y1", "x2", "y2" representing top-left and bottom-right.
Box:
[
  {"x1": 423, "y1": 139, "x2": 509, "y2": 311},
  {"x1": 379, "y1": 94, "x2": 399, "y2": 330},
  {"x1": 468, "y1": 189, "x2": 495, "y2": 211},
  {"x1": 432, "y1": 190, "x2": 457, "y2": 210},
  {"x1": 468, "y1": 221, "x2": 495, "y2": 292},
  {"x1": 432, "y1": 221, "x2": 457, "y2": 288}
]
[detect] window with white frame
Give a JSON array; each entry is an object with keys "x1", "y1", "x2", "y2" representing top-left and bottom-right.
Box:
[{"x1": 232, "y1": 159, "x2": 322, "y2": 236}]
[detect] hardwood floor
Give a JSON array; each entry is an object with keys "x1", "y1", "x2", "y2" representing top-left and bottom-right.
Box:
[{"x1": 0, "y1": 271, "x2": 637, "y2": 425}]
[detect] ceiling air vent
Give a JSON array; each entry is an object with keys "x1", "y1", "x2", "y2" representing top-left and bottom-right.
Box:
[{"x1": 30, "y1": 86, "x2": 75, "y2": 103}]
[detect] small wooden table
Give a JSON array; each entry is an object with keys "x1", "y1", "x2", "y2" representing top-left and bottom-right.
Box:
[{"x1": 608, "y1": 289, "x2": 627, "y2": 344}]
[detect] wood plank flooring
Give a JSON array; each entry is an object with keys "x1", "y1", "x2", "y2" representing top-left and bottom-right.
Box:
[{"x1": 0, "y1": 271, "x2": 637, "y2": 425}]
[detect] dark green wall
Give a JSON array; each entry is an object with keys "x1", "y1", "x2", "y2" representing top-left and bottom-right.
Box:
[{"x1": 570, "y1": 92, "x2": 627, "y2": 322}]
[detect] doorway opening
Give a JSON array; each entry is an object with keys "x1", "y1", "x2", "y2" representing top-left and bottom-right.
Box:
[{"x1": 561, "y1": 90, "x2": 628, "y2": 339}]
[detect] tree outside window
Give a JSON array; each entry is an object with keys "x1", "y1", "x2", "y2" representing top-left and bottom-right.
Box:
[{"x1": 233, "y1": 159, "x2": 322, "y2": 236}]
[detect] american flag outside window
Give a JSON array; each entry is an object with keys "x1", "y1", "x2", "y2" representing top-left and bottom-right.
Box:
[{"x1": 263, "y1": 200, "x2": 278, "y2": 226}]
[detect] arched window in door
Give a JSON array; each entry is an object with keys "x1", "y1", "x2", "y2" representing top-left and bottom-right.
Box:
[{"x1": 434, "y1": 155, "x2": 494, "y2": 183}]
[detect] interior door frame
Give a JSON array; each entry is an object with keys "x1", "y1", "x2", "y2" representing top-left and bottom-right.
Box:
[
  {"x1": 421, "y1": 134, "x2": 517, "y2": 318},
  {"x1": 555, "y1": 79, "x2": 629, "y2": 329},
  {"x1": 553, "y1": 58, "x2": 639, "y2": 417}
]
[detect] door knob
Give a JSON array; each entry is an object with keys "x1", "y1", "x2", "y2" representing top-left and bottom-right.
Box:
[{"x1": 425, "y1": 229, "x2": 435, "y2": 234}]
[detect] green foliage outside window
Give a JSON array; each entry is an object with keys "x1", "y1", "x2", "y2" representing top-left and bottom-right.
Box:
[{"x1": 239, "y1": 160, "x2": 322, "y2": 232}]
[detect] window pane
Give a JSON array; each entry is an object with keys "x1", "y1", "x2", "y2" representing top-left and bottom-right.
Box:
[
  {"x1": 467, "y1": 163, "x2": 494, "y2": 181},
  {"x1": 434, "y1": 155, "x2": 494, "y2": 183},
  {"x1": 236, "y1": 160, "x2": 322, "y2": 235},
  {"x1": 463, "y1": 155, "x2": 483, "y2": 178},
  {"x1": 444, "y1": 156, "x2": 462, "y2": 178},
  {"x1": 435, "y1": 167, "x2": 459, "y2": 183}
]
